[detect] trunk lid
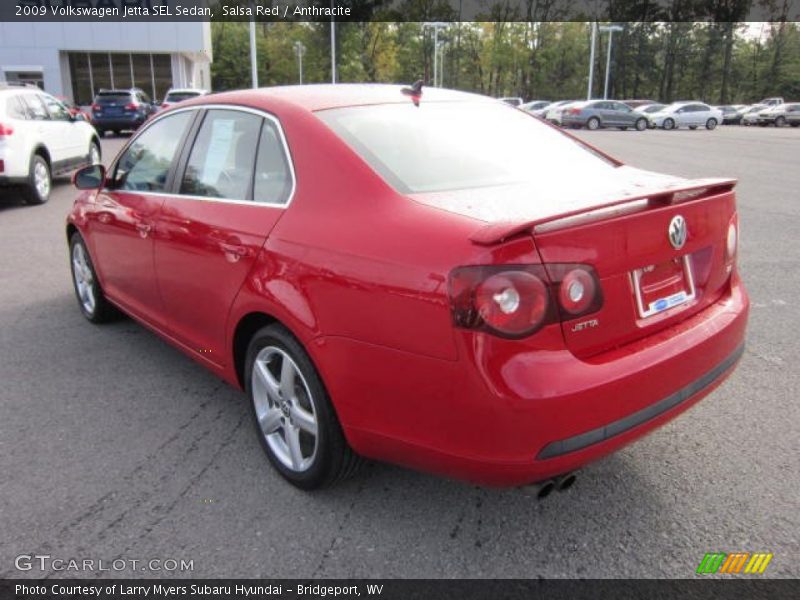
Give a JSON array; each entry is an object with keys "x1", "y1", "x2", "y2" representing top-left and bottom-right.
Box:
[{"x1": 411, "y1": 166, "x2": 737, "y2": 357}]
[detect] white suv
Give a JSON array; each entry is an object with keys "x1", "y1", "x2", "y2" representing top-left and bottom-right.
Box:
[{"x1": 0, "y1": 84, "x2": 101, "y2": 205}]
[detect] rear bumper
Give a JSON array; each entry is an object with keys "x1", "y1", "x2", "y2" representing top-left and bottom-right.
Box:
[
  {"x1": 91, "y1": 116, "x2": 144, "y2": 129},
  {"x1": 338, "y1": 278, "x2": 749, "y2": 487},
  {"x1": 0, "y1": 175, "x2": 28, "y2": 186}
]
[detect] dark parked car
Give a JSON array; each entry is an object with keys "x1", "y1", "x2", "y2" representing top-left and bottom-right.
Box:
[
  {"x1": 561, "y1": 100, "x2": 649, "y2": 131},
  {"x1": 91, "y1": 88, "x2": 157, "y2": 136},
  {"x1": 716, "y1": 105, "x2": 744, "y2": 125}
]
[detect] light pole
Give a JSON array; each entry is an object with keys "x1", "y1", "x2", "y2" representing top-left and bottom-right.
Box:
[
  {"x1": 294, "y1": 41, "x2": 306, "y2": 85},
  {"x1": 587, "y1": 22, "x2": 597, "y2": 99},
  {"x1": 249, "y1": 2, "x2": 258, "y2": 88},
  {"x1": 599, "y1": 24, "x2": 623, "y2": 99},
  {"x1": 423, "y1": 22, "x2": 448, "y2": 87}
]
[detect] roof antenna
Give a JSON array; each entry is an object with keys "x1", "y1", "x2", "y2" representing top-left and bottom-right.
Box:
[
  {"x1": 401, "y1": 80, "x2": 424, "y2": 97},
  {"x1": 401, "y1": 80, "x2": 424, "y2": 106}
]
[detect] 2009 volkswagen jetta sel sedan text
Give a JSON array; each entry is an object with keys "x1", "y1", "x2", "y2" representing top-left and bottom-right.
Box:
[{"x1": 67, "y1": 84, "x2": 748, "y2": 490}]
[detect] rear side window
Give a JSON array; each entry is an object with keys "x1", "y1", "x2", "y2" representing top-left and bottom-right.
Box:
[
  {"x1": 114, "y1": 111, "x2": 193, "y2": 192},
  {"x1": 19, "y1": 94, "x2": 49, "y2": 120},
  {"x1": 254, "y1": 122, "x2": 292, "y2": 205},
  {"x1": 6, "y1": 96, "x2": 27, "y2": 120},
  {"x1": 181, "y1": 109, "x2": 262, "y2": 201},
  {"x1": 166, "y1": 92, "x2": 200, "y2": 103}
]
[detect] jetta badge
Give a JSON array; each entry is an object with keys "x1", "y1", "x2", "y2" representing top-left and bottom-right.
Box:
[{"x1": 668, "y1": 215, "x2": 688, "y2": 250}]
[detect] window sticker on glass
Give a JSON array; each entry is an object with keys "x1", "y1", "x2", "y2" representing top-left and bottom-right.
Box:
[{"x1": 202, "y1": 118, "x2": 236, "y2": 184}]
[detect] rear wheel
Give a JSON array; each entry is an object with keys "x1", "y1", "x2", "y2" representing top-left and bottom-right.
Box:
[
  {"x1": 69, "y1": 233, "x2": 121, "y2": 323},
  {"x1": 22, "y1": 154, "x2": 51, "y2": 205},
  {"x1": 635, "y1": 118, "x2": 647, "y2": 131},
  {"x1": 586, "y1": 117, "x2": 601, "y2": 130},
  {"x1": 705, "y1": 118, "x2": 718, "y2": 130},
  {"x1": 775, "y1": 116, "x2": 786, "y2": 127},
  {"x1": 662, "y1": 118, "x2": 675, "y2": 130},
  {"x1": 245, "y1": 324, "x2": 361, "y2": 490}
]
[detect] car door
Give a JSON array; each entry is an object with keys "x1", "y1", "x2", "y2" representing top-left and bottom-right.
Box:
[
  {"x1": 613, "y1": 102, "x2": 637, "y2": 126},
  {"x1": 41, "y1": 93, "x2": 84, "y2": 162},
  {"x1": 18, "y1": 93, "x2": 68, "y2": 164},
  {"x1": 154, "y1": 107, "x2": 294, "y2": 366},
  {"x1": 88, "y1": 110, "x2": 196, "y2": 325}
]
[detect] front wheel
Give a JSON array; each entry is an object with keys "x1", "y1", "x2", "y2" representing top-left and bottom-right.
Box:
[
  {"x1": 662, "y1": 118, "x2": 675, "y2": 130},
  {"x1": 586, "y1": 117, "x2": 601, "y2": 130},
  {"x1": 245, "y1": 324, "x2": 361, "y2": 490},
  {"x1": 775, "y1": 116, "x2": 786, "y2": 127},
  {"x1": 635, "y1": 118, "x2": 647, "y2": 131},
  {"x1": 705, "y1": 118, "x2": 718, "y2": 130},
  {"x1": 69, "y1": 233, "x2": 121, "y2": 323}
]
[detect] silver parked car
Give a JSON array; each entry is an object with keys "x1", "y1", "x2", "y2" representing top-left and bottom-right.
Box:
[
  {"x1": 756, "y1": 103, "x2": 792, "y2": 127},
  {"x1": 520, "y1": 100, "x2": 551, "y2": 117},
  {"x1": 561, "y1": 100, "x2": 650, "y2": 131},
  {"x1": 741, "y1": 104, "x2": 767, "y2": 126},
  {"x1": 785, "y1": 103, "x2": 800, "y2": 127},
  {"x1": 647, "y1": 102, "x2": 723, "y2": 130},
  {"x1": 544, "y1": 100, "x2": 579, "y2": 125}
]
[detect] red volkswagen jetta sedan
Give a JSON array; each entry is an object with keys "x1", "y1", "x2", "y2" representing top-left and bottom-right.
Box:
[{"x1": 67, "y1": 85, "x2": 748, "y2": 491}]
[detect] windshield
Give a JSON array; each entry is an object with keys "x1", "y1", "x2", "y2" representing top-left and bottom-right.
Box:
[{"x1": 317, "y1": 101, "x2": 617, "y2": 194}]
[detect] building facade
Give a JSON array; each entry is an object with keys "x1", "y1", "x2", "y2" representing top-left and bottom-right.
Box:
[{"x1": 0, "y1": 22, "x2": 212, "y2": 104}]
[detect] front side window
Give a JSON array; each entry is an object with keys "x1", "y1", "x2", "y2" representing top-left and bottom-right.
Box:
[
  {"x1": 181, "y1": 110, "x2": 262, "y2": 201},
  {"x1": 317, "y1": 101, "x2": 617, "y2": 195},
  {"x1": 114, "y1": 111, "x2": 193, "y2": 192},
  {"x1": 41, "y1": 94, "x2": 71, "y2": 121}
]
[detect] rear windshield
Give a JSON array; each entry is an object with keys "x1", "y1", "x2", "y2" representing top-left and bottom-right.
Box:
[
  {"x1": 96, "y1": 93, "x2": 131, "y2": 103},
  {"x1": 165, "y1": 92, "x2": 201, "y2": 103},
  {"x1": 316, "y1": 101, "x2": 617, "y2": 194}
]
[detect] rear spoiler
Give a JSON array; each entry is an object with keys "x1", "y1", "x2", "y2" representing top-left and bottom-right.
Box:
[{"x1": 469, "y1": 177, "x2": 737, "y2": 246}]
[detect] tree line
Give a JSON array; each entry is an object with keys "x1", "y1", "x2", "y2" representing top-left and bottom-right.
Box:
[{"x1": 211, "y1": 21, "x2": 800, "y2": 103}]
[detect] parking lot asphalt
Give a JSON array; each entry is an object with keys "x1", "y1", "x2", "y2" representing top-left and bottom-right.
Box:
[{"x1": 1, "y1": 126, "x2": 798, "y2": 579}]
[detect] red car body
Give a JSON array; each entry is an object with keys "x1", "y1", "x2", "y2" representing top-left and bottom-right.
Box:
[{"x1": 67, "y1": 85, "x2": 748, "y2": 487}]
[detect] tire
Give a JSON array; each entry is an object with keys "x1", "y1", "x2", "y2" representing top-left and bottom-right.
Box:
[
  {"x1": 775, "y1": 116, "x2": 786, "y2": 127},
  {"x1": 689, "y1": 126, "x2": 698, "y2": 130},
  {"x1": 705, "y1": 118, "x2": 718, "y2": 130},
  {"x1": 617, "y1": 126, "x2": 627, "y2": 131},
  {"x1": 662, "y1": 118, "x2": 675, "y2": 130},
  {"x1": 635, "y1": 118, "x2": 647, "y2": 131},
  {"x1": 96, "y1": 128, "x2": 106, "y2": 137},
  {"x1": 69, "y1": 233, "x2": 121, "y2": 323},
  {"x1": 245, "y1": 324, "x2": 361, "y2": 490},
  {"x1": 22, "y1": 154, "x2": 51, "y2": 205},
  {"x1": 89, "y1": 140, "x2": 101, "y2": 165},
  {"x1": 113, "y1": 130, "x2": 121, "y2": 136},
  {"x1": 791, "y1": 123, "x2": 799, "y2": 128},
  {"x1": 586, "y1": 117, "x2": 601, "y2": 130}
]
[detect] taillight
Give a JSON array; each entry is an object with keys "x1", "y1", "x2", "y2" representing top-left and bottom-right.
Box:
[
  {"x1": 449, "y1": 264, "x2": 603, "y2": 339},
  {"x1": 0, "y1": 160, "x2": 4, "y2": 173},
  {"x1": 725, "y1": 213, "x2": 738, "y2": 264},
  {"x1": 91, "y1": 103, "x2": 101, "y2": 111},
  {"x1": 0, "y1": 123, "x2": 14, "y2": 136},
  {"x1": 125, "y1": 102, "x2": 138, "y2": 111},
  {"x1": 161, "y1": 103, "x2": 169, "y2": 109},
  {"x1": 567, "y1": 108, "x2": 581, "y2": 115}
]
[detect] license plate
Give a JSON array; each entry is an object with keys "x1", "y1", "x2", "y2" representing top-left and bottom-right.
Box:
[{"x1": 631, "y1": 255, "x2": 696, "y2": 318}]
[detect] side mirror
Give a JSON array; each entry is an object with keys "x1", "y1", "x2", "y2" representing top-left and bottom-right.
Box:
[{"x1": 73, "y1": 164, "x2": 106, "y2": 190}]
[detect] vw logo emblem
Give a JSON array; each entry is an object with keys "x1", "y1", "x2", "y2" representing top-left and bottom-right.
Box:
[{"x1": 668, "y1": 215, "x2": 688, "y2": 250}]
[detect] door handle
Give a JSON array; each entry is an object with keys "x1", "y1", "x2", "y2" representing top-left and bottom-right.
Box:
[
  {"x1": 135, "y1": 222, "x2": 152, "y2": 238},
  {"x1": 219, "y1": 241, "x2": 248, "y2": 261}
]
